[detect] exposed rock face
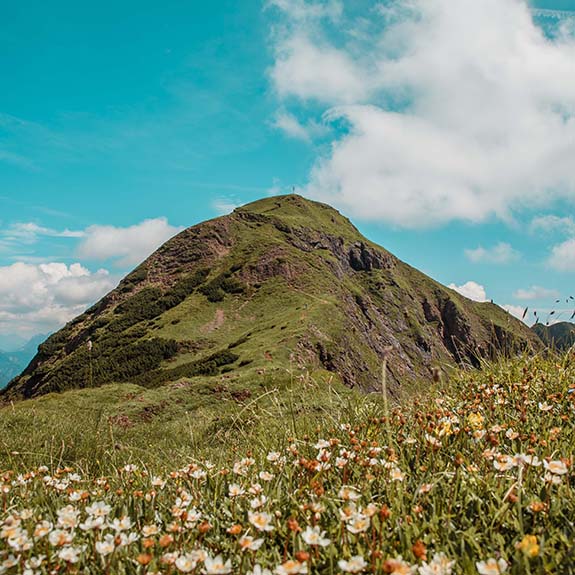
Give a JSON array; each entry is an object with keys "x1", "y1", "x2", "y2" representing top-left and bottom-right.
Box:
[{"x1": 3, "y1": 195, "x2": 540, "y2": 400}]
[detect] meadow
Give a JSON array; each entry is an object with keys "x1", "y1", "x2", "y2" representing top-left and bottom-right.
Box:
[{"x1": 0, "y1": 351, "x2": 574, "y2": 574}]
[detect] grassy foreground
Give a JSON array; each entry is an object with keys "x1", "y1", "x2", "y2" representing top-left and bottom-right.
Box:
[{"x1": 0, "y1": 353, "x2": 574, "y2": 574}]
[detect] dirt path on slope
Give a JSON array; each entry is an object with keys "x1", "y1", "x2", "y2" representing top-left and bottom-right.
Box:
[{"x1": 201, "y1": 309, "x2": 225, "y2": 333}]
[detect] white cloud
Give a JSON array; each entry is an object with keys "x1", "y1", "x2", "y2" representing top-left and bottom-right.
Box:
[
  {"x1": 267, "y1": 0, "x2": 343, "y2": 22},
  {"x1": 530, "y1": 214, "x2": 575, "y2": 236},
  {"x1": 271, "y1": 36, "x2": 370, "y2": 105},
  {"x1": 77, "y1": 218, "x2": 183, "y2": 267},
  {"x1": 0, "y1": 262, "x2": 116, "y2": 337},
  {"x1": 269, "y1": 0, "x2": 575, "y2": 227},
  {"x1": 273, "y1": 111, "x2": 328, "y2": 142},
  {"x1": 0, "y1": 222, "x2": 84, "y2": 250},
  {"x1": 465, "y1": 242, "x2": 520, "y2": 264},
  {"x1": 514, "y1": 285, "x2": 560, "y2": 300},
  {"x1": 548, "y1": 237, "x2": 575, "y2": 271},
  {"x1": 448, "y1": 281, "x2": 488, "y2": 302},
  {"x1": 212, "y1": 198, "x2": 241, "y2": 215}
]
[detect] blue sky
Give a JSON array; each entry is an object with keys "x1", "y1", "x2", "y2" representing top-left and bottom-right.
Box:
[{"x1": 1, "y1": 0, "x2": 575, "y2": 344}]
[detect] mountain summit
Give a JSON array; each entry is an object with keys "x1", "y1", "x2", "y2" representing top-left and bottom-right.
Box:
[{"x1": 4, "y1": 195, "x2": 538, "y2": 400}]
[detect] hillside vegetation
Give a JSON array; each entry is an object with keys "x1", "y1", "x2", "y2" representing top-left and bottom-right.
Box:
[
  {"x1": 0, "y1": 351, "x2": 573, "y2": 574},
  {"x1": 3, "y1": 195, "x2": 538, "y2": 401},
  {"x1": 532, "y1": 322, "x2": 575, "y2": 350}
]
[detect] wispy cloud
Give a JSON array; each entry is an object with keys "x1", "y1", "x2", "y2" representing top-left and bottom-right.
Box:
[
  {"x1": 212, "y1": 198, "x2": 241, "y2": 215},
  {"x1": 530, "y1": 214, "x2": 575, "y2": 236},
  {"x1": 514, "y1": 286, "x2": 560, "y2": 300},
  {"x1": 465, "y1": 243, "x2": 520, "y2": 264}
]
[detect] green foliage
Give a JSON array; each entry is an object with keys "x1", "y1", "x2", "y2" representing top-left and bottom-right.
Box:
[
  {"x1": 134, "y1": 349, "x2": 239, "y2": 387},
  {"x1": 198, "y1": 269, "x2": 246, "y2": 302},
  {"x1": 39, "y1": 337, "x2": 179, "y2": 393}
]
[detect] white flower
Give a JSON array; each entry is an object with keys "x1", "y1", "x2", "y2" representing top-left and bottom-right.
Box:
[
  {"x1": 79, "y1": 516, "x2": 106, "y2": 531},
  {"x1": 228, "y1": 484, "x2": 245, "y2": 497},
  {"x1": 176, "y1": 553, "x2": 198, "y2": 573},
  {"x1": 476, "y1": 558, "x2": 508, "y2": 575},
  {"x1": 142, "y1": 524, "x2": 160, "y2": 537},
  {"x1": 203, "y1": 554, "x2": 232, "y2": 574},
  {"x1": 58, "y1": 546, "x2": 84, "y2": 563},
  {"x1": 543, "y1": 472, "x2": 563, "y2": 485},
  {"x1": 33, "y1": 521, "x2": 53, "y2": 538},
  {"x1": 301, "y1": 525, "x2": 331, "y2": 547},
  {"x1": 248, "y1": 565, "x2": 273, "y2": 575},
  {"x1": 390, "y1": 466, "x2": 405, "y2": 482},
  {"x1": 152, "y1": 476, "x2": 167, "y2": 488},
  {"x1": 522, "y1": 455, "x2": 542, "y2": 467},
  {"x1": 48, "y1": 529, "x2": 73, "y2": 547},
  {"x1": 86, "y1": 501, "x2": 111, "y2": 517},
  {"x1": 110, "y1": 516, "x2": 133, "y2": 532},
  {"x1": 248, "y1": 511, "x2": 274, "y2": 532},
  {"x1": 538, "y1": 401, "x2": 553, "y2": 412},
  {"x1": 259, "y1": 471, "x2": 275, "y2": 481},
  {"x1": 56, "y1": 505, "x2": 80, "y2": 529},
  {"x1": 239, "y1": 535, "x2": 264, "y2": 551},
  {"x1": 544, "y1": 460, "x2": 568, "y2": 475},
  {"x1": 505, "y1": 429, "x2": 519, "y2": 440},
  {"x1": 419, "y1": 553, "x2": 456, "y2": 575},
  {"x1": 493, "y1": 455, "x2": 515, "y2": 472},
  {"x1": 346, "y1": 513, "x2": 370, "y2": 534},
  {"x1": 118, "y1": 531, "x2": 139, "y2": 546},
  {"x1": 250, "y1": 496, "x2": 267, "y2": 509},
  {"x1": 95, "y1": 534, "x2": 115, "y2": 556},
  {"x1": 275, "y1": 560, "x2": 308, "y2": 575},
  {"x1": 338, "y1": 555, "x2": 367, "y2": 573},
  {"x1": 338, "y1": 486, "x2": 361, "y2": 501}
]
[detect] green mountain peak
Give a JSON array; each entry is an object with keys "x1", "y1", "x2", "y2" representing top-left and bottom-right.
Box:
[{"x1": 3, "y1": 195, "x2": 539, "y2": 401}]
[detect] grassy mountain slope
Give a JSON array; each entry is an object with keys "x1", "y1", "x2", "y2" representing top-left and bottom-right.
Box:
[
  {"x1": 3, "y1": 195, "x2": 539, "y2": 401},
  {"x1": 532, "y1": 321, "x2": 575, "y2": 350}
]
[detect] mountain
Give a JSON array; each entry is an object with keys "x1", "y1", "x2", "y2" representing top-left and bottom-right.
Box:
[
  {"x1": 0, "y1": 334, "x2": 47, "y2": 389},
  {"x1": 2, "y1": 195, "x2": 539, "y2": 401},
  {"x1": 532, "y1": 322, "x2": 575, "y2": 350},
  {"x1": 0, "y1": 334, "x2": 28, "y2": 352}
]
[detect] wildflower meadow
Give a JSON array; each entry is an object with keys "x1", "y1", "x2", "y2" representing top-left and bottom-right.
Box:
[{"x1": 1, "y1": 352, "x2": 574, "y2": 574}]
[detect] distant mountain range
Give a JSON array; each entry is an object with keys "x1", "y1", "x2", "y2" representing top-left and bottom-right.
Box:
[
  {"x1": 0, "y1": 335, "x2": 47, "y2": 389},
  {"x1": 531, "y1": 322, "x2": 575, "y2": 350},
  {"x1": 3, "y1": 195, "x2": 539, "y2": 401}
]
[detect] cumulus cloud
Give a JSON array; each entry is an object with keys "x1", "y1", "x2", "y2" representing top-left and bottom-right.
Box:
[
  {"x1": 448, "y1": 281, "x2": 488, "y2": 302},
  {"x1": 514, "y1": 285, "x2": 560, "y2": 300},
  {"x1": 465, "y1": 243, "x2": 520, "y2": 264},
  {"x1": 0, "y1": 262, "x2": 116, "y2": 336},
  {"x1": 548, "y1": 238, "x2": 575, "y2": 271},
  {"x1": 77, "y1": 218, "x2": 183, "y2": 267},
  {"x1": 269, "y1": 0, "x2": 575, "y2": 227}
]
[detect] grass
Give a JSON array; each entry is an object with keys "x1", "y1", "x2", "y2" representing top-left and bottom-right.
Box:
[{"x1": 1, "y1": 351, "x2": 574, "y2": 573}]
